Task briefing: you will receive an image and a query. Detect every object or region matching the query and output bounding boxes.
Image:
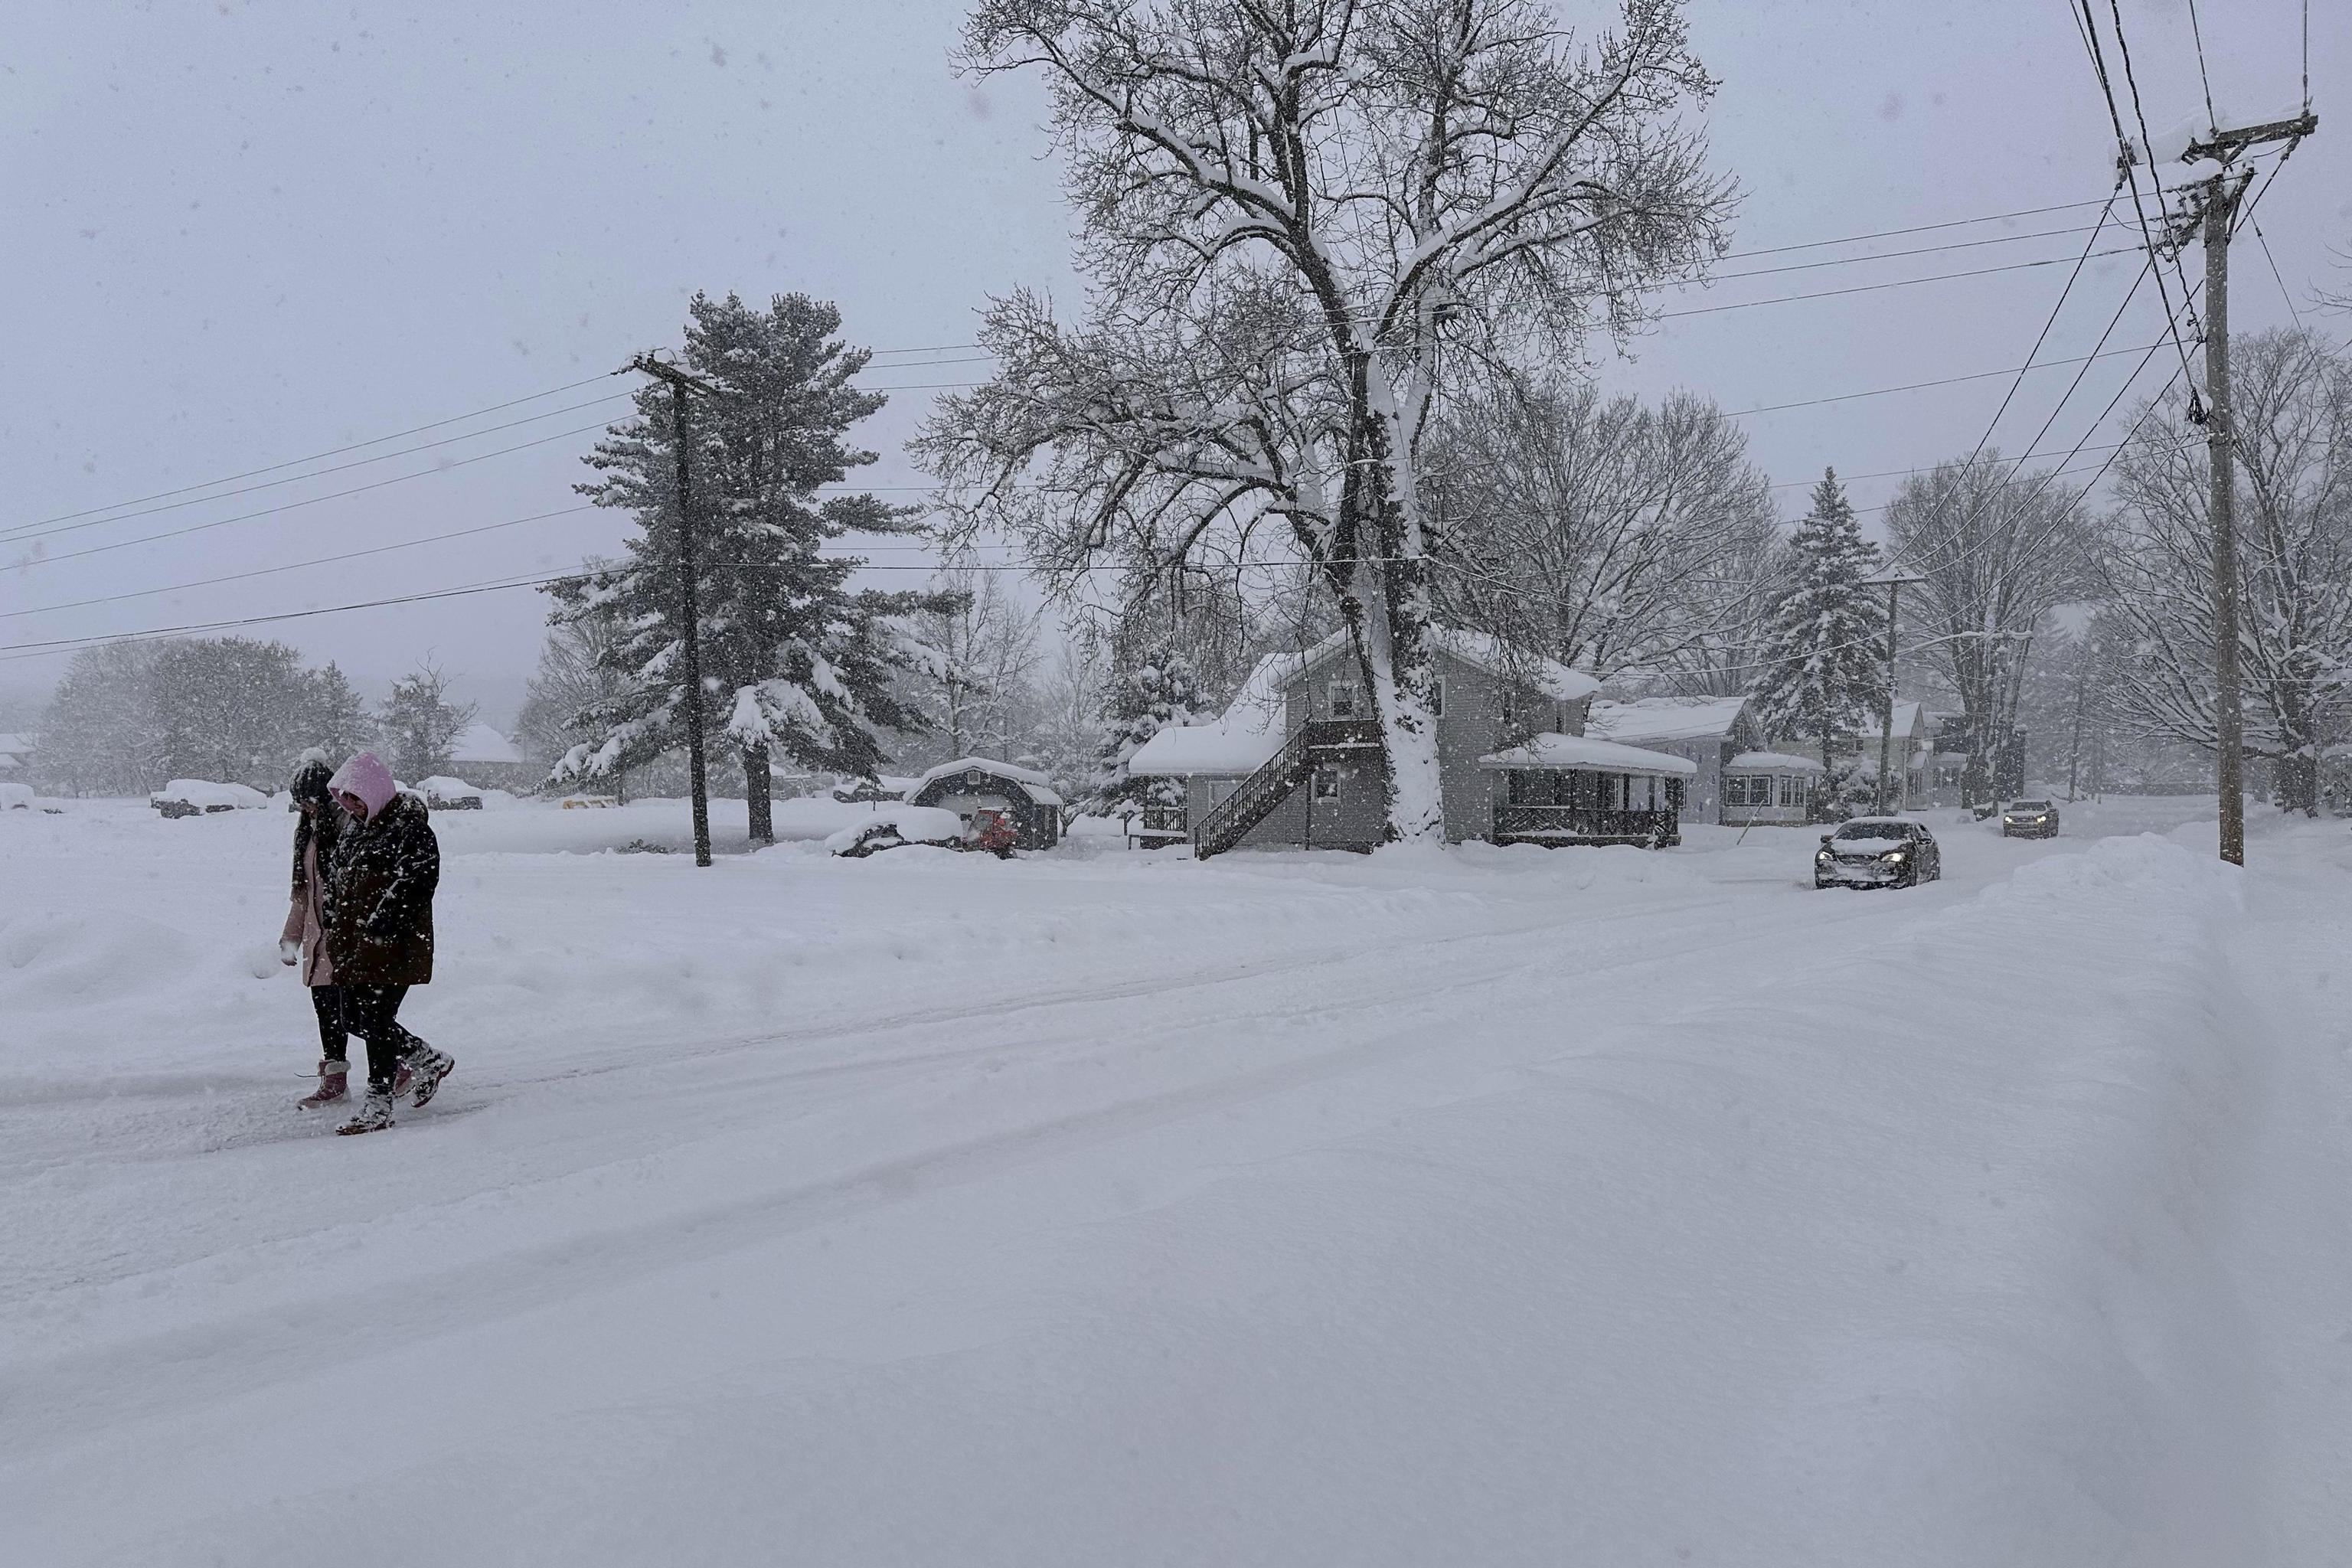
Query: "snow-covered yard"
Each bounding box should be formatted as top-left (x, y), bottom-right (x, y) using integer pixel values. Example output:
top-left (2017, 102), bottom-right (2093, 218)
top-left (2, 798), bottom-right (2345, 1565)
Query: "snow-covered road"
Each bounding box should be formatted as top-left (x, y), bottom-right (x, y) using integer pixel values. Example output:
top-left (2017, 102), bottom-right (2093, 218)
top-left (2, 799), bottom-right (2345, 1565)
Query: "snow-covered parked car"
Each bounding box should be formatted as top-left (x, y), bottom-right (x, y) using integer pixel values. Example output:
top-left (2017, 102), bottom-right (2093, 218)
top-left (825, 805), bottom-right (968, 858)
top-left (416, 775), bottom-right (485, 811)
top-left (829, 775), bottom-right (916, 804)
top-left (1999, 798), bottom-right (2060, 838)
top-left (151, 779), bottom-right (273, 818)
top-left (0, 781), bottom-right (38, 811)
top-left (1814, 816), bottom-right (1942, 890)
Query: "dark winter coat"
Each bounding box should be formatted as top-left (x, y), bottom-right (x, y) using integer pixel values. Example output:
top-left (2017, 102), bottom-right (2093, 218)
top-left (324, 791), bottom-right (439, 986)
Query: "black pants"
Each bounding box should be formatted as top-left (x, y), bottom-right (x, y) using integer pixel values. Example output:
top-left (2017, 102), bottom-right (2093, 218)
top-left (339, 984), bottom-right (427, 1092)
top-left (310, 984), bottom-right (350, 1063)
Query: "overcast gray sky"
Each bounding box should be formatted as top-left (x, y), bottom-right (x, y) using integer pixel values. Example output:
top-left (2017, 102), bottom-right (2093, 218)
top-left (4, 0), bottom-right (2343, 722)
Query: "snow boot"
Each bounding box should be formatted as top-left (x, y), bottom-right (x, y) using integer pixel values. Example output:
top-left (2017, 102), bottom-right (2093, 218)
top-left (297, 1058), bottom-right (350, 1108)
top-left (336, 1089), bottom-right (396, 1135)
top-left (405, 1047), bottom-right (456, 1109)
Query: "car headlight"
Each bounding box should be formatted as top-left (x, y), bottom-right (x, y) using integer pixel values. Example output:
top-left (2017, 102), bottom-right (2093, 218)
top-left (1816, 849), bottom-right (1831, 863)
top-left (1884, 850), bottom-right (1906, 862)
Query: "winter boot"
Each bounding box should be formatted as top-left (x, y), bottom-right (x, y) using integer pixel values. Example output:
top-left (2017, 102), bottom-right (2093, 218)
top-left (404, 1047), bottom-right (456, 1109)
top-left (297, 1058), bottom-right (350, 1108)
top-left (336, 1089), bottom-right (396, 1135)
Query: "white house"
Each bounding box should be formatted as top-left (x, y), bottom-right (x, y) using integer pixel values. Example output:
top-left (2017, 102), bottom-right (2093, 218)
top-left (0, 733), bottom-right (32, 779)
top-left (1584, 696), bottom-right (1762, 825)
top-left (449, 723), bottom-right (537, 792)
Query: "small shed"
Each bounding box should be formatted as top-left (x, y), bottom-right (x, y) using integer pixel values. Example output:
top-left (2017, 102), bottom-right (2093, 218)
top-left (904, 757), bottom-right (1064, 850)
top-left (1720, 751), bottom-right (1824, 825)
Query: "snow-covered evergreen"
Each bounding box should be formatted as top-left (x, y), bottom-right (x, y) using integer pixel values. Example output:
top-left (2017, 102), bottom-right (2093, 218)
top-left (1753, 469), bottom-right (1886, 799)
top-left (1090, 644), bottom-right (1202, 820)
top-left (547, 292), bottom-right (952, 839)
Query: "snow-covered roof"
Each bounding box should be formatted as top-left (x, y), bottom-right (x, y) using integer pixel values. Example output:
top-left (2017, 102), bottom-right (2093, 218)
top-left (1586, 696), bottom-right (1749, 744)
top-left (1477, 733), bottom-right (1699, 776)
top-left (152, 779), bottom-right (272, 808)
top-left (910, 756), bottom-right (1064, 807)
top-left (1129, 652), bottom-right (1300, 778)
top-left (450, 723), bottom-right (524, 766)
top-left (1726, 750), bottom-right (1824, 773)
top-left (1847, 702), bottom-right (1926, 743)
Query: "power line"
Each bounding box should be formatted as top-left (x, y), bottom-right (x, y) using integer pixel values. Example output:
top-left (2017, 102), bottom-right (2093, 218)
top-left (2185, 0), bottom-right (2220, 134)
top-left (1653, 245), bottom-right (2140, 320)
top-left (1717, 196), bottom-right (2117, 260)
top-left (8, 370), bottom-right (627, 536)
top-left (2252, 221), bottom-right (2305, 327)
top-left (0, 392), bottom-right (633, 546)
top-left (0, 505), bottom-right (596, 623)
top-left (3, 417), bottom-right (620, 571)
top-left (1704, 222), bottom-right (2105, 283)
top-left (1724, 336), bottom-right (2160, 420)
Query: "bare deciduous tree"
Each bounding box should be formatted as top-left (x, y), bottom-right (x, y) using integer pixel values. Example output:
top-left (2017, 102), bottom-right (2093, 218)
top-left (2101, 328), bottom-right (2352, 814)
top-left (1885, 451), bottom-right (2096, 807)
top-left (922, 0), bottom-right (1732, 841)
top-left (1427, 376), bottom-right (1779, 686)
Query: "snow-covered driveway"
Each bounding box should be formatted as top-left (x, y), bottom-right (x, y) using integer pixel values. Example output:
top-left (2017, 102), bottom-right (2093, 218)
top-left (2, 801), bottom-right (2345, 1565)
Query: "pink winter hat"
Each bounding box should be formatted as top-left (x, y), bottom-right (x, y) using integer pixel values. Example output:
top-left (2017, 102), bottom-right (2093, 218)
top-left (328, 751), bottom-right (398, 820)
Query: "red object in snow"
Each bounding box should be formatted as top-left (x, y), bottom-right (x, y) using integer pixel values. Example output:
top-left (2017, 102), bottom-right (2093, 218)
top-left (965, 808), bottom-right (1018, 859)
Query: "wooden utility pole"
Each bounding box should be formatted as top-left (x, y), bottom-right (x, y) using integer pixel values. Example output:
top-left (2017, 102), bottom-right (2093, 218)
top-left (1864, 573), bottom-right (1926, 815)
top-left (2201, 181), bottom-right (2245, 866)
top-left (629, 353), bottom-right (723, 868)
top-left (2172, 111), bottom-right (2315, 865)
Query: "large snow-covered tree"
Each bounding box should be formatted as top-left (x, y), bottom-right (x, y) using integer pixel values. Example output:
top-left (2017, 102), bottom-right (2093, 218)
top-left (549, 292), bottom-right (946, 841)
top-left (921, 0), bottom-right (1732, 843)
top-left (147, 636), bottom-right (320, 787)
top-left (1429, 376), bottom-right (1779, 686)
top-left (1884, 450), bottom-right (2093, 807)
top-left (2100, 328), bottom-right (2352, 815)
top-left (1752, 470), bottom-right (1884, 792)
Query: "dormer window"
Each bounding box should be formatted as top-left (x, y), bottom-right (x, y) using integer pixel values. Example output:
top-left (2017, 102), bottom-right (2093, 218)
top-left (1328, 681), bottom-right (1361, 719)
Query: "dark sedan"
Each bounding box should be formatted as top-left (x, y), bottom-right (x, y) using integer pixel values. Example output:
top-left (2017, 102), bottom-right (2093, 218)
top-left (2001, 799), bottom-right (2060, 838)
top-left (1815, 817), bottom-right (1942, 890)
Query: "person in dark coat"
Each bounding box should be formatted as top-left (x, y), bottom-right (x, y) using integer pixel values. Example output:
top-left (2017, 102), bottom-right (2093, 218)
top-left (279, 754), bottom-right (364, 1106)
top-left (322, 751), bottom-right (456, 1135)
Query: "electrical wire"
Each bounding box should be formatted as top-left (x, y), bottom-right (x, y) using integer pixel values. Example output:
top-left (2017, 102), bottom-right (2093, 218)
top-left (2252, 221), bottom-right (2305, 327)
top-left (0, 392), bottom-right (634, 547)
top-left (2186, 0), bottom-right (2220, 134)
top-left (1653, 244), bottom-right (2141, 321)
top-left (3, 418), bottom-right (621, 572)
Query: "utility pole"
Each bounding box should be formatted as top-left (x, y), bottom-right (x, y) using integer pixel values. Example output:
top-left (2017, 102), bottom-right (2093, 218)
top-left (629, 353), bottom-right (724, 868)
top-left (1864, 573), bottom-right (1925, 815)
top-left (2168, 111), bottom-right (2316, 865)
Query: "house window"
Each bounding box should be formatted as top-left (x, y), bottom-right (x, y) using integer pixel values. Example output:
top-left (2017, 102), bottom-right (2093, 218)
top-left (1206, 779), bottom-right (1237, 806)
top-left (1666, 777), bottom-right (1687, 810)
top-left (1779, 774), bottom-right (1807, 808)
top-left (1312, 766), bottom-right (1341, 801)
top-left (1328, 681), bottom-right (1361, 719)
top-left (1723, 775), bottom-right (1759, 807)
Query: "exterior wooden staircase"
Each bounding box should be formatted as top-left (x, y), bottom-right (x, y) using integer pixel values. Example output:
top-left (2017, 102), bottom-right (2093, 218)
top-left (1193, 719), bottom-right (1382, 858)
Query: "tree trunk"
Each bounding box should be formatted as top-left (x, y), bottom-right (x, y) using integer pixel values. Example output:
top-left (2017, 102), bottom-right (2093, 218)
top-left (744, 740), bottom-right (773, 844)
top-left (1351, 385), bottom-right (1445, 845)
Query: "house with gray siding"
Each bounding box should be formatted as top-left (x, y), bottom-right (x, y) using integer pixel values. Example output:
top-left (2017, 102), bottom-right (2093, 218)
top-left (1131, 629), bottom-right (1707, 854)
top-left (1584, 697), bottom-right (1759, 825)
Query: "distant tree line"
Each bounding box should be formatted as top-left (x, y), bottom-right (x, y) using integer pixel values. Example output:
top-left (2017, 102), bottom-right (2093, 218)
top-left (31, 638), bottom-right (474, 797)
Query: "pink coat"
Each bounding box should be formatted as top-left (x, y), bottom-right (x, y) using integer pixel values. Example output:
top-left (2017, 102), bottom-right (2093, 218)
top-left (278, 834), bottom-right (334, 985)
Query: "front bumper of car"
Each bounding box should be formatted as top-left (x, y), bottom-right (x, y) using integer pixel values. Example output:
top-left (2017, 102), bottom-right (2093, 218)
top-left (1815, 853), bottom-right (1909, 886)
top-left (2001, 818), bottom-right (2056, 837)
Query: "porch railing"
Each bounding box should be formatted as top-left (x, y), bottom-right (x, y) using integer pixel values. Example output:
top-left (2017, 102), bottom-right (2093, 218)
top-left (1492, 804), bottom-right (1677, 845)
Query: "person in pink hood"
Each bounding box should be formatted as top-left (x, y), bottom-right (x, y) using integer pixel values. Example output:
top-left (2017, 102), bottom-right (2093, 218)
top-left (322, 751), bottom-right (456, 1135)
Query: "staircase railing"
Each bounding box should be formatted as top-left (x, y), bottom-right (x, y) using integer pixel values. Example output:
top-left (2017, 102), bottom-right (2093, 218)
top-left (1194, 719), bottom-right (1382, 858)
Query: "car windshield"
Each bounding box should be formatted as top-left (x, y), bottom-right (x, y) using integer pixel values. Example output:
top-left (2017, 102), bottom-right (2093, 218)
top-left (2009, 801), bottom-right (2052, 812)
top-left (1833, 822), bottom-right (1908, 841)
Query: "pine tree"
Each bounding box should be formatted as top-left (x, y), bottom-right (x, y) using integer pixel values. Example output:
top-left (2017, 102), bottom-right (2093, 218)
top-left (547, 291), bottom-right (949, 842)
top-left (1753, 469), bottom-right (1886, 813)
top-left (378, 658), bottom-right (477, 781)
top-left (303, 662), bottom-right (373, 762)
top-left (1091, 642), bottom-right (1202, 820)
